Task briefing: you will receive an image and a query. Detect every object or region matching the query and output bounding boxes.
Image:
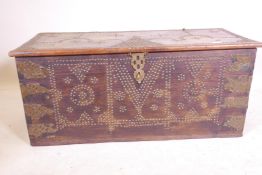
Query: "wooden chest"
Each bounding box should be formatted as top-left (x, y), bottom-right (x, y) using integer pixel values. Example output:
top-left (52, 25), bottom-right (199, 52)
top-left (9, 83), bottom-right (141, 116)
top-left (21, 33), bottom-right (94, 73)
top-left (9, 28), bottom-right (262, 146)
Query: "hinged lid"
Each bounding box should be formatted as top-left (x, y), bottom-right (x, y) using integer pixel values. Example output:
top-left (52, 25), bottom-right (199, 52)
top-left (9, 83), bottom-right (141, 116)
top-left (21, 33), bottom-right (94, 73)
top-left (9, 28), bottom-right (262, 57)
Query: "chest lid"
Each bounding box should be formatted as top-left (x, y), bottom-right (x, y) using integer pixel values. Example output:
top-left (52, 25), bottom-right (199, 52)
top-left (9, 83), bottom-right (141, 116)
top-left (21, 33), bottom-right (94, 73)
top-left (9, 28), bottom-right (262, 57)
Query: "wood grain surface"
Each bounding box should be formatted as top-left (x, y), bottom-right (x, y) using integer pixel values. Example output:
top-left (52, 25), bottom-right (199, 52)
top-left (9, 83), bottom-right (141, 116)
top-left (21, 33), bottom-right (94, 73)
top-left (9, 28), bottom-right (262, 57)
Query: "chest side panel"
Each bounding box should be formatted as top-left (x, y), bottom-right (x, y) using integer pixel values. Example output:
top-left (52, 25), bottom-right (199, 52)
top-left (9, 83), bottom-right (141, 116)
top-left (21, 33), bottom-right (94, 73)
top-left (15, 49), bottom-right (256, 146)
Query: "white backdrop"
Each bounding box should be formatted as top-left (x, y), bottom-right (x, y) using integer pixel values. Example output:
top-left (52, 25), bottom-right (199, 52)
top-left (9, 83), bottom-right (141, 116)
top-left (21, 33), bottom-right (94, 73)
top-left (1, 0), bottom-right (262, 175)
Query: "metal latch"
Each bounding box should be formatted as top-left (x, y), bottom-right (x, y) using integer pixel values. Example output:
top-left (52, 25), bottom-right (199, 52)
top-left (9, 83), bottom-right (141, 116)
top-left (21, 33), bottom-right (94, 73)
top-left (130, 52), bottom-right (146, 84)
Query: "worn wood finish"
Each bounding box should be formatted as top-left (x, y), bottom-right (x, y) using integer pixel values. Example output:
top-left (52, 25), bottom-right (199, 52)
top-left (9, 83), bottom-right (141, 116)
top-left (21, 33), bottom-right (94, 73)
top-left (10, 28), bottom-right (261, 146)
top-left (9, 28), bottom-right (262, 57)
top-left (15, 49), bottom-right (256, 146)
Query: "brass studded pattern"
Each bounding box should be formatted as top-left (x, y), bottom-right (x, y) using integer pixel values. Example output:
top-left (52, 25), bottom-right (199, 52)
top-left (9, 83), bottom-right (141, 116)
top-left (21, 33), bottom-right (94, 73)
top-left (17, 61), bottom-right (47, 79)
top-left (16, 50), bottom-right (255, 142)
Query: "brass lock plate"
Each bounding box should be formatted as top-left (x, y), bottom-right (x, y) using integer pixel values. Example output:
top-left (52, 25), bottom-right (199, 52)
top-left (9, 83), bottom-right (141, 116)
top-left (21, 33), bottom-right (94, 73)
top-left (130, 53), bottom-right (146, 84)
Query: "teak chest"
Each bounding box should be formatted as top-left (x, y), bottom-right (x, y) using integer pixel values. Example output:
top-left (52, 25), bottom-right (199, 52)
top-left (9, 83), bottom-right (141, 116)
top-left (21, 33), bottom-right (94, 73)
top-left (9, 28), bottom-right (262, 146)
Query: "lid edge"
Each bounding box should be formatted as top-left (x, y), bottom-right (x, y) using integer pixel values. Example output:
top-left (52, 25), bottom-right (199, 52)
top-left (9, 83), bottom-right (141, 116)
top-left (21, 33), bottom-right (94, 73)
top-left (9, 43), bottom-right (262, 57)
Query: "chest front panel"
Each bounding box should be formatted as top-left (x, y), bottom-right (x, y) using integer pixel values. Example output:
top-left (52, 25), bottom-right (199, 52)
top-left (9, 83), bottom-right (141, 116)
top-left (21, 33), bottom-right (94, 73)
top-left (16, 49), bottom-right (256, 145)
